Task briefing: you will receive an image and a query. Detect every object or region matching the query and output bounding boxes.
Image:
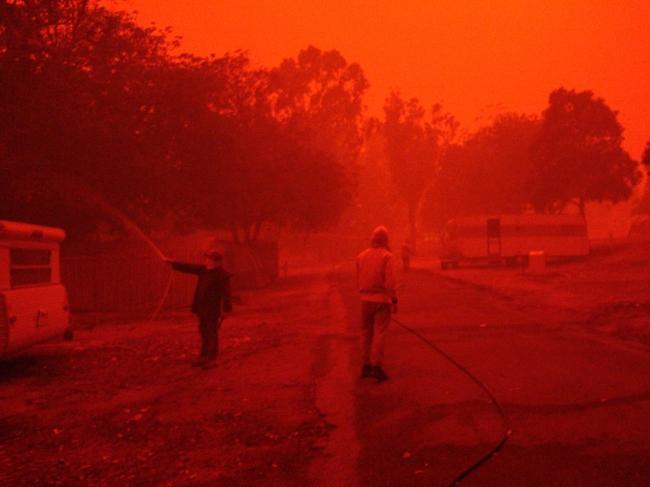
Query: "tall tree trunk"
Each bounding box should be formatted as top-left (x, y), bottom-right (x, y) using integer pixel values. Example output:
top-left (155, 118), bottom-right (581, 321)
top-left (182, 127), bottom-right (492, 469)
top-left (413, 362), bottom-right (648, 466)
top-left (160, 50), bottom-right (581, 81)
top-left (578, 198), bottom-right (586, 218)
top-left (252, 219), bottom-right (262, 241)
top-left (229, 223), bottom-right (241, 243)
top-left (408, 202), bottom-right (417, 253)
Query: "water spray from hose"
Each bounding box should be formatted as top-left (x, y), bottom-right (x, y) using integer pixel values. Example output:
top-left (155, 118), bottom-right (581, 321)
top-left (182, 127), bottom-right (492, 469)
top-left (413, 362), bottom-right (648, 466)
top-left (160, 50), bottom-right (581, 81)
top-left (82, 190), bottom-right (172, 321)
top-left (78, 192), bottom-right (166, 262)
top-left (53, 174), bottom-right (173, 320)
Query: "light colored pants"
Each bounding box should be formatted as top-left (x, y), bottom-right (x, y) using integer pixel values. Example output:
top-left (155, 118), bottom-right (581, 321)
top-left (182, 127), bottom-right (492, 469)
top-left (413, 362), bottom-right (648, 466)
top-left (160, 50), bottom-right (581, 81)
top-left (361, 301), bottom-right (391, 366)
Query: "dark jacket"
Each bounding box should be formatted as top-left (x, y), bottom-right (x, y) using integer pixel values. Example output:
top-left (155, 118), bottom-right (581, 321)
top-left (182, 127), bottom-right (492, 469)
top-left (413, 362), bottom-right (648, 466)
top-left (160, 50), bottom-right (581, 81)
top-left (171, 261), bottom-right (232, 318)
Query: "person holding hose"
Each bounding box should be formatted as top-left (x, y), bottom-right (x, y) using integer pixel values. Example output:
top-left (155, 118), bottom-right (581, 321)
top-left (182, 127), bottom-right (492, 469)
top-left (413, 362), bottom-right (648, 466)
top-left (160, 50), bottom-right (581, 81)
top-left (165, 251), bottom-right (232, 370)
top-left (356, 226), bottom-right (398, 382)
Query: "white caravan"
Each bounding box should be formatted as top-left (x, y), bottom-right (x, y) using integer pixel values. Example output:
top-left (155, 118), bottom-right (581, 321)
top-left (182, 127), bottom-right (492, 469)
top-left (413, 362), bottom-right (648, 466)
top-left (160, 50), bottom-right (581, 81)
top-left (440, 214), bottom-right (590, 268)
top-left (0, 220), bottom-right (71, 356)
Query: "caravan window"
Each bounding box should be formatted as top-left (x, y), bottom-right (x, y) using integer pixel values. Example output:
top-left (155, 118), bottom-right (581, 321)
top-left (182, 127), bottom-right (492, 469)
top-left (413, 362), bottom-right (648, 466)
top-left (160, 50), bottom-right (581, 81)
top-left (10, 249), bottom-right (52, 287)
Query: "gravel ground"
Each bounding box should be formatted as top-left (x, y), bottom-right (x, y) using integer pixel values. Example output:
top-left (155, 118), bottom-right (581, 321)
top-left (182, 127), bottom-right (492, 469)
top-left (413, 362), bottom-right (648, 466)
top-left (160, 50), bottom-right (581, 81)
top-left (1, 273), bottom-right (332, 486)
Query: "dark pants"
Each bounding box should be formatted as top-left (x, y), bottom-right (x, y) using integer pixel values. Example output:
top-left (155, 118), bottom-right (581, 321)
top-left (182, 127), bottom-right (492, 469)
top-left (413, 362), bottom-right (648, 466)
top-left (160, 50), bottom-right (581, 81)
top-left (198, 314), bottom-right (221, 360)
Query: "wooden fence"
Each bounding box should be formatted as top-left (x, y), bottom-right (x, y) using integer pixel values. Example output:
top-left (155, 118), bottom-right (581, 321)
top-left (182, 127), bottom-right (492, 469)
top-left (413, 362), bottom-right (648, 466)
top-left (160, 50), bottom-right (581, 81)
top-left (61, 240), bottom-right (278, 318)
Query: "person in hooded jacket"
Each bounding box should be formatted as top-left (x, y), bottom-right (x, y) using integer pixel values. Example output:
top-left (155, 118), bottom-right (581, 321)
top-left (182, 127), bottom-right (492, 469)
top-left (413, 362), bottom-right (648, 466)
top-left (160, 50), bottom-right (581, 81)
top-left (356, 226), bottom-right (398, 382)
top-left (166, 251), bottom-right (232, 370)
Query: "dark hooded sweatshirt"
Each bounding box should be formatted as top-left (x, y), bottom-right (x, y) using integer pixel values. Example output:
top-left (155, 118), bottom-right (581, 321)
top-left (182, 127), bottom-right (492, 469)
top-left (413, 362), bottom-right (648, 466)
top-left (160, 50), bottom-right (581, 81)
top-left (171, 262), bottom-right (232, 318)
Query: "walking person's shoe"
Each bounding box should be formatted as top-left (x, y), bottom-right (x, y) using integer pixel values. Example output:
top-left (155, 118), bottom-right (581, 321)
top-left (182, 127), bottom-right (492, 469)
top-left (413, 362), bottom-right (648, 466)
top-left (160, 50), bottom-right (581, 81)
top-left (371, 365), bottom-right (389, 383)
top-left (361, 363), bottom-right (374, 379)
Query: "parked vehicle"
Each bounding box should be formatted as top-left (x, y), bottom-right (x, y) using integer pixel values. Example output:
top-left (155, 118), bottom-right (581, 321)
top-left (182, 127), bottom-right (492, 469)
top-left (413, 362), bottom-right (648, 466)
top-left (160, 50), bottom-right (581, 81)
top-left (440, 214), bottom-right (590, 269)
top-left (0, 220), bottom-right (71, 356)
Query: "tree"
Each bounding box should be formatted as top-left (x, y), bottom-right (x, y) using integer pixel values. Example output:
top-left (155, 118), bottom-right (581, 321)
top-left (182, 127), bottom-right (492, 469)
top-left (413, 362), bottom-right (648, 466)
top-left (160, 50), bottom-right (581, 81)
top-left (268, 45), bottom-right (368, 169)
top-left (642, 139), bottom-right (650, 168)
top-left (0, 0), bottom-right (187, 235)
top-left (337, 118), bottom-right (405, 237)
top-left (166, 47), bottom-right (365, 242)
top-left (1, 3), bottom-right (362, 243)
top-left (422, 113), bottom-right (540, 230)
top-left (631, 138), bottom-right (650, 214)
top-left (382, 92), bottom-right (457, 249)
top-left (197, 46), bottom-right (368, 242)
top-left (530, 88), bottom-right (641, 215)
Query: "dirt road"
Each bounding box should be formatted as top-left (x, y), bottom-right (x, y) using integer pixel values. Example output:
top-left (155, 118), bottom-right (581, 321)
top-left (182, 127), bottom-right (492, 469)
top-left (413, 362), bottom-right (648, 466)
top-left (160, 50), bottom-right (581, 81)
top-left (2, 261), bottom-right (650, 486)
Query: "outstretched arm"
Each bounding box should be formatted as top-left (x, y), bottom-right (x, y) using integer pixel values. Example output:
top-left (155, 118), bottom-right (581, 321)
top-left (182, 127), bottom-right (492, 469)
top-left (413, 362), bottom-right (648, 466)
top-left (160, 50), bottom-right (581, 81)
top-left (167, 260), bottom-right (204, 275)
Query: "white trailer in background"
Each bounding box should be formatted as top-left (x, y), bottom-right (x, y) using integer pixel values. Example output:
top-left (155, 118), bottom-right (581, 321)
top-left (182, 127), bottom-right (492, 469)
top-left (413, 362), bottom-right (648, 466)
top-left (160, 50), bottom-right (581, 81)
top-left (440, 214), bottom-right (590, 269)
top-left (0, 220), bottom-right (71, 356)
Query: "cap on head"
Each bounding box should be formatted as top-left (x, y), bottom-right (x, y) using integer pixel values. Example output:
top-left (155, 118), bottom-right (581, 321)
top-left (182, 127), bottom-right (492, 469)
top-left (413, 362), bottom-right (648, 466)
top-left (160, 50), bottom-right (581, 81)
top-left (370, 225), bottom-right (389, 248)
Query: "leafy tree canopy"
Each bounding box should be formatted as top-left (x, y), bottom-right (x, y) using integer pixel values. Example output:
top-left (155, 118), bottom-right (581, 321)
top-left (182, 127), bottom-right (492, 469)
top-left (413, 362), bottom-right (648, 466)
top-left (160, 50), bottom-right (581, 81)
top-left (530, 87), bottom-right (641, 215)
top-left (642, 139), bottom-right (650, 168)
top-left (423, 113), bottom-right (540, 230)
top-left (1, 2), bottom-right (365, 242)
top-left (382, 92), bottom-right (457, 247)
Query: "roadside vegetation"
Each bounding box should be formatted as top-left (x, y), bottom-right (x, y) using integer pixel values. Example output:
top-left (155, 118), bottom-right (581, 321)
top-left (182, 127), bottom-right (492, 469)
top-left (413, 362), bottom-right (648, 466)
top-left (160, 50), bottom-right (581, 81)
top-left (1, 0), bottom-right (647, 250)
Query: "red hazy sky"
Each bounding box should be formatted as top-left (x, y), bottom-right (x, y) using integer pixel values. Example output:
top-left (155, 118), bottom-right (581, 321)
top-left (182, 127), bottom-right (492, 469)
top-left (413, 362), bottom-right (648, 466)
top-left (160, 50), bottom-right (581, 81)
top-left (120, 0), bottom-right (649, 157)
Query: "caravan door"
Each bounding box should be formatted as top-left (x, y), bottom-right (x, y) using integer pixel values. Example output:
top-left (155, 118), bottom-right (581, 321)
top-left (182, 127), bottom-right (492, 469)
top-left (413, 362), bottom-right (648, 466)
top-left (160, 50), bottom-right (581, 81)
top-left (486, 218), bottom-right (502, 257)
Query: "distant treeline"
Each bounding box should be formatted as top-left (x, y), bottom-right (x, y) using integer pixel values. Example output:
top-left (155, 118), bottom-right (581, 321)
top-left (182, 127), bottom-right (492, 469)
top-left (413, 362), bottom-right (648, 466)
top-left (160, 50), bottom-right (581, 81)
top-left (2, 1), bottom-right (648, 246)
